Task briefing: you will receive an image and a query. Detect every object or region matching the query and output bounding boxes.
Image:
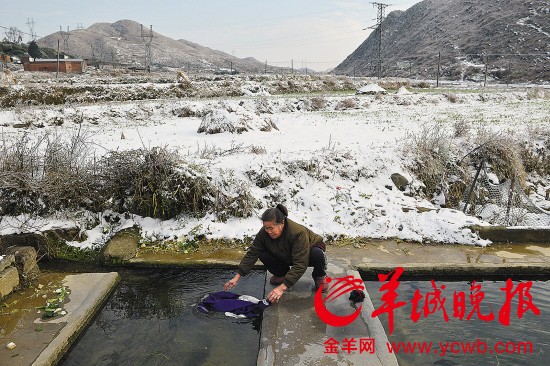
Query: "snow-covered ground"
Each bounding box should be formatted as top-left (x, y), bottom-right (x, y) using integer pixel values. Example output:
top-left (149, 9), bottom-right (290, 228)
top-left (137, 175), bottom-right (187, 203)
top-left (1, 87), bottom-right (549, 249)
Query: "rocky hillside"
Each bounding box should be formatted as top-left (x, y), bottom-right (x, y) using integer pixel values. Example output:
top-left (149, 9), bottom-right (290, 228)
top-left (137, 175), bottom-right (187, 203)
top-left (37, 19), bottom-right (267, 72)
top-left (334, 0), bottom-right (550, 82)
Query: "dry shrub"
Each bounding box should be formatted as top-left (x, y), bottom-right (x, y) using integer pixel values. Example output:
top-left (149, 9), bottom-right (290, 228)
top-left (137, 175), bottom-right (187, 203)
top-left (527, 86), bottom-right (550, 100)
top-left (453, 119), bottom-right (470, 137)
top-left (1, 69), bottom-right (17, 85)
top-left (250, 145), bottom-right (267, 154)
top-left (335, 98), bottom-right (358, 110)
top-left (172, 105), bottom-right (197, 118)
top-left (473, 128), bottom-right (527, 187)
top-left (520, 125), bottom-right (550, 175)
top-left (403, 123), bottom-right (455, 199)
top-left (445, 93), bottom-right (458, 103)
top-left (379, 79), bottom-right (410, 90)
top-left (0, 128), bottom-right (96, 216)
top-left (99, 147), bottom-right (213, 219)
top-left (307, 96), bottom-right (326, 111)
top-left (412, 81), bottom-right (430, 89)
top-left (0, 132), bottom-right (258, 221)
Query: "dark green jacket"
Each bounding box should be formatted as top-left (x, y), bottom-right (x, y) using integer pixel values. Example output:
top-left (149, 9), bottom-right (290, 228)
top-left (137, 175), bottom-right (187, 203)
top-left (237, 219), bottom-right (323, 287)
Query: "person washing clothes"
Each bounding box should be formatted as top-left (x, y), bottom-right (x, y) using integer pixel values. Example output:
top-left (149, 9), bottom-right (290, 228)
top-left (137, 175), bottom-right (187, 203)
top-left (224, 204), bottom-right (328, 303)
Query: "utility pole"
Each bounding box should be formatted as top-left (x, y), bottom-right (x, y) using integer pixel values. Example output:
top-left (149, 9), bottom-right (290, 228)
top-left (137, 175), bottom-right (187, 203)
top-left (370, 2), bottom-right (391, 79)
top-left (265, 60), bottom-right (267, 74)
top-left (56, 39), bottom-right (60, 79)
top-left (484, 54), bottom-right (488, 87)
top-left (291, 59), bottom-right (293, 74)
top-left (230, 61), bottom-right (233, 75)
top-left (141, 24), bottom-right (153, 72)
top-left (436, 52), bottom-right (441, 87)
top-left (507, 60), bottom-right (511, 87)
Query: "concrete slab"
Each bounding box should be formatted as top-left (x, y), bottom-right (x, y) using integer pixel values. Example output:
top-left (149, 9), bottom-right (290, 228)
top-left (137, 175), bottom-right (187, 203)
top-left (1, 272), bottom-right (119, 366)
top-left (258, 265), bottom-right (398, 366)
top-left (30, 272), bottom-right (120, 366)
top-left (359, 262), bottom-right (550, 279)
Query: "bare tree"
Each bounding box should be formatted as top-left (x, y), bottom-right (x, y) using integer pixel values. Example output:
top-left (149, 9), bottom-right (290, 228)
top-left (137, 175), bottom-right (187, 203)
top-left (85, 38), bottom-right (97, 66)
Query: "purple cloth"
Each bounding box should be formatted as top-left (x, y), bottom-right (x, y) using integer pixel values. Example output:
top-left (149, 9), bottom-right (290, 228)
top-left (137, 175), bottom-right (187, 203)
top-left (197, 291), bottom-right (270, 318)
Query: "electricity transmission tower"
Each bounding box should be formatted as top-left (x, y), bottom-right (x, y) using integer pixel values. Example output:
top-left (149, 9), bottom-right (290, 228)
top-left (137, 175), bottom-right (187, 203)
top-left (370, 2), bottom-right (391, 79)
top-left (60, 26), bottom-right (70, 55)
top-left (141, 24), bottom-right (153, 72)
top-left (26, 18), bottom-right (37, 41)
top-left (4, 27), bottom-right (22, 43)
top-left (76, 23), bottom-right (84, 29)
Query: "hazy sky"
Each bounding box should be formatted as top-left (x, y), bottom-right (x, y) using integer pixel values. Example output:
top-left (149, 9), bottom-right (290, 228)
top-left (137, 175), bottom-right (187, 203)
top-left (1, 0), bottom-right (422, 70)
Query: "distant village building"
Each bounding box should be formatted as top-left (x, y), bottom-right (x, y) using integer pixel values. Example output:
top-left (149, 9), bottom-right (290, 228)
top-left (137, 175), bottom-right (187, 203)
top-left (0, 55), bottom-right (11, 63)
top-left (21, 55), bottom-right (87, 72)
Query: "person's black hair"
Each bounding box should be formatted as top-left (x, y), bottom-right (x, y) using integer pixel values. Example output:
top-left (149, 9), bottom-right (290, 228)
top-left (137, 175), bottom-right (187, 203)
top-left (260, 204), bottom-right (288, 224)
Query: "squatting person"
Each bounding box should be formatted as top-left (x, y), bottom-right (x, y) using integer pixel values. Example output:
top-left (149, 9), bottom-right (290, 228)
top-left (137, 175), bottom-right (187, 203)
top-left (223, 204), bottom-right (328, 303)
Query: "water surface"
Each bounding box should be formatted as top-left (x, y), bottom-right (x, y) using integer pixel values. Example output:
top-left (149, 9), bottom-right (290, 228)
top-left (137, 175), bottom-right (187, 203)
top-left (364, 279), bottom-right (549, 366)
top-left (61, 269), bottom-right (265, 366)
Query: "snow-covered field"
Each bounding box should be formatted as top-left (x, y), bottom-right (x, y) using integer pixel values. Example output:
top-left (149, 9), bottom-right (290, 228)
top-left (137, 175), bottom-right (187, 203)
top-left (1, 84), bottom-right (549, 249)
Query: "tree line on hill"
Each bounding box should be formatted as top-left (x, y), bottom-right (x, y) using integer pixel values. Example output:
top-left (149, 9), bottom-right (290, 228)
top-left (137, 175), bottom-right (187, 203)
top-left (0, 40), bottom-right (72, 60)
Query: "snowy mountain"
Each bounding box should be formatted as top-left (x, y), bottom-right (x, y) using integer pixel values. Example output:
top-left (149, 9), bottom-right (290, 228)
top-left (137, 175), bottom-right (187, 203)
top-left (37, 19), bottom-right (268, 72)
top-left (334, 0), bottom-right (550, 81)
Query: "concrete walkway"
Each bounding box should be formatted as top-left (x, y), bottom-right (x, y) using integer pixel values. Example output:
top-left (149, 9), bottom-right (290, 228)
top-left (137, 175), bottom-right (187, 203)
top-left (258, 264), bottom-right (398, 366)
top-left (32, 272), bottom-right (119, 366)
top-left (253, 239), bottom-right (550, 366)
top-left (0, 272), bottom-right (119, 366)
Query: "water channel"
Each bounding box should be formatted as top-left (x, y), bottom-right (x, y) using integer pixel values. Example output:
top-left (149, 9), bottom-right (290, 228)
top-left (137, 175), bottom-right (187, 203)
top-left (364, 279), bottom-right (550, 366)
top-left (60, 268), bottom-right (266, 366)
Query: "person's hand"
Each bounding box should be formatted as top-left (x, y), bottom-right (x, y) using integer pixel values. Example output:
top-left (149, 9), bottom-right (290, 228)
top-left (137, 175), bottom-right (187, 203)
top-left (267, 284), bottom-right (287, 303)
top-left (224, 274), bottom-right (241, 291)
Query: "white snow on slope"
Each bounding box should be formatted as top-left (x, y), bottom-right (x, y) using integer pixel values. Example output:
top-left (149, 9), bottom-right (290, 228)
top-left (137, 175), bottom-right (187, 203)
top-left (1, 90), bottom-right (549, 248)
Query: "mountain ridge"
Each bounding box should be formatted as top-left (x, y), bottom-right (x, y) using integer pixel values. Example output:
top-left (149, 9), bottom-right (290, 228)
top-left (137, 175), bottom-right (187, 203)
top-left (334, 0), bottom-right (550, 81)
top-left (37, 19), bottom-right (267, 72)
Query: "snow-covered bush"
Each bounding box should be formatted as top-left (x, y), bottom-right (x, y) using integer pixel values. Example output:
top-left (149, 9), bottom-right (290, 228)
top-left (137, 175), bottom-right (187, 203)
top-left (197, 106), bottom-right (278, 134)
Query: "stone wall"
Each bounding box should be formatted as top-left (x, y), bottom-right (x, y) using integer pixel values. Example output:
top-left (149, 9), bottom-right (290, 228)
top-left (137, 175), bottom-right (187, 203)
top-left (0, 246), bottom-right (39, 300)
top-left (0, 255), bottom-right (19, 299)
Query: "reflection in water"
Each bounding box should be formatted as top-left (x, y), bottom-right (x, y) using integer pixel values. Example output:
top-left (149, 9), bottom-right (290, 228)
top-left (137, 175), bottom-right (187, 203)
top-left (61, 269), bottom-right (265, 366)
top-left (365, 280), bottom-right (550, 366)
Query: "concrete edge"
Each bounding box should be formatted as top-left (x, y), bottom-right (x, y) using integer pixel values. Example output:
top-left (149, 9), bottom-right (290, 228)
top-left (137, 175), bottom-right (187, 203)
top-left (469, 225), bottom-right (550, 243)
top-left (357, 263), bottom-right (550, 279)
top-left (347, 269), bottom-right (399, 366)
top-left (257, 270), bottom-right (275, 366)
top-left (126, 258), bottom-right (266, 270)
top-left (127, 258), bottom-right (241, 268)
top-left (31, 272), bottom-right (120, 366)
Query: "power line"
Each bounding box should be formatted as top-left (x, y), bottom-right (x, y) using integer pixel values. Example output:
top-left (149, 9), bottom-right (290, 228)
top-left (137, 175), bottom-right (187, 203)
top-left (0, 25), bottom-right (42, 39)
top-left (204, 23), bottom-right (364, 47)
top-left (176, 4), bottom-right (372, 31)
top-left (208, 29), bottom-right (368, 52)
